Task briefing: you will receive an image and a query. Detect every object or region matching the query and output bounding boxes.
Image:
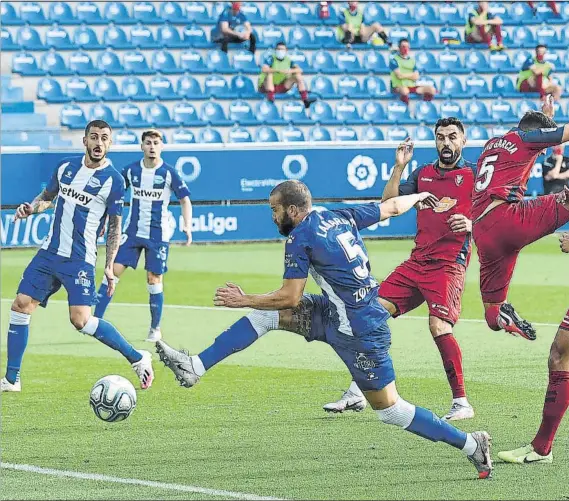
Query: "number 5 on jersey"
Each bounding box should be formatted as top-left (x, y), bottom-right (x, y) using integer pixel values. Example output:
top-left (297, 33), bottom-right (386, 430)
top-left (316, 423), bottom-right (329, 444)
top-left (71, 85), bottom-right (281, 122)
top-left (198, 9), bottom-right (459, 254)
top-left (475, 154), bottom-right (498, 192)
top-left (336, 231), bottom-right (369, 279)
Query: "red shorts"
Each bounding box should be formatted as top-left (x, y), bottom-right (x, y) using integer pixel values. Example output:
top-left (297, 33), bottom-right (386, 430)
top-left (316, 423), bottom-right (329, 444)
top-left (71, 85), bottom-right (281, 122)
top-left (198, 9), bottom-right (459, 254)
top-left (378, 258), bottom-right (466, 325)
top-left (560, 309), bottom-right (569, 332)
top-left (519, 80), bottom-right (539, 93)
top-left (393, 86), bottom-right (418, 94)
top-left (473, 194), bottom-right (569, 304)
top-left (259, 82), bottom-right (289, 94)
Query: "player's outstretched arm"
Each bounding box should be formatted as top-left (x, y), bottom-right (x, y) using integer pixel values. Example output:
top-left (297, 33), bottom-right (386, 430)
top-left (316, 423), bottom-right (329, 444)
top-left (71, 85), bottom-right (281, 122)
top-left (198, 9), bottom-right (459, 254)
top-left (14, 187), bottom-right (58, 220)
top-left (214, 279), bottom-right (307, 310)
top-left (383, 138), bottom-right (414, 201)
top-left (379, 192), bottom-right (438, 220)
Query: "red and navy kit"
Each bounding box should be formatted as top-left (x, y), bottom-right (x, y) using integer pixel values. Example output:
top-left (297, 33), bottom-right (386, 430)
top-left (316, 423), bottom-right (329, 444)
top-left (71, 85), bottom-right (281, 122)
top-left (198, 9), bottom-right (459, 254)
top-left (378, 158), bottom-right (476, 325)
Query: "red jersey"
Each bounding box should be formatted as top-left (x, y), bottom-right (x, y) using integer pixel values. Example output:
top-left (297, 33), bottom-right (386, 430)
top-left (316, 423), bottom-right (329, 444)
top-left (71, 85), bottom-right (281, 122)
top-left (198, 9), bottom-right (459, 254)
top-left (398, 158), bottom-right (476, 266)
top-left (472, 127), bottom-right (565, 220)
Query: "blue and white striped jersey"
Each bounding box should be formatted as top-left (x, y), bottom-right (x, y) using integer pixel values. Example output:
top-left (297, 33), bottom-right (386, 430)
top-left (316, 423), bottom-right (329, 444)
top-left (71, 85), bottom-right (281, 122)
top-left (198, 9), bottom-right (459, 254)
top-left (122, 159), bottom-right (191, 242)
top-left (42, 156), bottom-right (125, 266)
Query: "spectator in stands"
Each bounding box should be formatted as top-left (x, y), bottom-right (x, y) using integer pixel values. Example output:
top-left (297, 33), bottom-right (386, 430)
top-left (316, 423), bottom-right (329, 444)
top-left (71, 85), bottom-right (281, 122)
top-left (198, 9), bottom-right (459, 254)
top-left (211, 1), bottom-right (256, 54)
top-left (390, 39), bottom-right (436, 105)
top-left (465, 1), bottom-right (504, 51)
top-left (517, 45), bottom-right (562, 101)
top-left (527, 1), bottom-right (560, 17)
top-left (258, 42), bottom-right (315, 109)
top-left (337, 1), bottom-right (389, 46)
top-left (543, 145), bottom-right (569, 195)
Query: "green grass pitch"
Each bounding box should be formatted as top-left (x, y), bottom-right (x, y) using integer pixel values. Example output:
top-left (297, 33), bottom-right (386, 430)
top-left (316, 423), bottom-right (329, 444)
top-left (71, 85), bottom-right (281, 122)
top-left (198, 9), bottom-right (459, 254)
top-left (2, 238), bottom-right (569, 500)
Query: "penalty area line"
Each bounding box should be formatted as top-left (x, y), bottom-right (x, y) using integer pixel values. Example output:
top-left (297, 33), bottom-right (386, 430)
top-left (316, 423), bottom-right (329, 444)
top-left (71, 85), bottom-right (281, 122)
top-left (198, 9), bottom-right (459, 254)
top-left (0, 463), bottom-right (286, 501)
top-left (0, 298), bottom-right (559, 328)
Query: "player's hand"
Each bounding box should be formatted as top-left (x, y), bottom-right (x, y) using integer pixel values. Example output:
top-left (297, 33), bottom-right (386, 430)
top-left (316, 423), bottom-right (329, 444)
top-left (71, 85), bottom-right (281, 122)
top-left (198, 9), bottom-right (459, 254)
top-left (104, 266), bottom-right (116, 297)
top-left (559, 233), bottom-right (569, 253)
top-left (14, 203), bottom-right (33, 220)
top-left (542, 94), bottom-right (555, 118)
top-left (415, 192), bottom-right (439, 210)
top-left (214, 282), bottom-right (247, 308)
top-left (185, 230), bottom-right (193, 247)
top-left (395, 138), bottom-right (414, 169)
top-left (448, 214), bottom-right (472, 233)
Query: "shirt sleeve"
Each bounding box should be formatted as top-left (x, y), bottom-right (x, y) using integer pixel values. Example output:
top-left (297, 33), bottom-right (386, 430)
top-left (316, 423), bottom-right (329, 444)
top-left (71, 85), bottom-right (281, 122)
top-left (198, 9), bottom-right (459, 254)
top-left (332, 203), bottom-right (382, 230)
top-left (46, 163), bottom-right (61, 194)
top-left (121, 165), bottom-right (130, 190)
top-left (218, 10), bottom-right (228, 24)
top-left (283, 234), bottom-right (310, 280)
top-left (519, 127), bottom-right (565, 150)
top-left (239, 12), bottom-right (248, 24)
top-left (389, 57), bottom-right (399, 71)
top-left (521, 57), bottom-right (533, 71)
top-left (107, 174), bottom-right (125, 216)
top-left (169, 167), bottom-right (191, 200)
top-left (398, 167), bottom-right (421, 195)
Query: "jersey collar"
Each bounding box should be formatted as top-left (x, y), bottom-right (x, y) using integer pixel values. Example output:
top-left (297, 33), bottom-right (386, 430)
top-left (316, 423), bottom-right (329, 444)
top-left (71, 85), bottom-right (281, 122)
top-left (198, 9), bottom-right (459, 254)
top-left (81, 155), bottom-right (111, 170)
top-left (140, 158), bottom-right (164, 170)
top-left (433, 156), bottom-right (466, 171)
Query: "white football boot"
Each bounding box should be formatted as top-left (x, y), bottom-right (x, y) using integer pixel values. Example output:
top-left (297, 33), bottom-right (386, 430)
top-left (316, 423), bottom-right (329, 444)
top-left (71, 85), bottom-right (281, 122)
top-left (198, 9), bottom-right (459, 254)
top-left (132, 350), bottom-right (154, 389)
top-left (323, 389), bottom-right (367, 413)
top-left (1, 377), bottom-right (21, 392)
top-left (442, 401), bottom-right (475, 421)
top-left (155, 340), bottom-right (201, 388)
top-left (146, 327), bottom-right (162, 343)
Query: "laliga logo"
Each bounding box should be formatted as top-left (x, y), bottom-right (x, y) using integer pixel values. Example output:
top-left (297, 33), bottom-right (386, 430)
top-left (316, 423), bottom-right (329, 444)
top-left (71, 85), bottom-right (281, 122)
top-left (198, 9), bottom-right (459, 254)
top-left (282, 155), bottom-right (308, 180)
top-left (175, 156), bottom-right (201, 184)
top-left (347, 155), bottom-right (378, 191)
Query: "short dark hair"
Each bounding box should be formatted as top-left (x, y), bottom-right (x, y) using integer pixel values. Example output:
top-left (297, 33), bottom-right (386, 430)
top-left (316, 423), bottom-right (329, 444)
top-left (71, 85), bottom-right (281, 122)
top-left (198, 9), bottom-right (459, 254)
top-left (399, 38), bottom-right (410, 46)
top-left (435, 117), bottom-right (465, 135)
top-left (85, 120), bottom-right (112, 136)
top-left (536, 44), bottom-right (547, 51)
top-left (270, 180), bottom-right (312, 210)
top-left (518, 111), bottom-right (557, 131)
top-left (141, 129), bottom-right (163, 142)
top-left (276, 41), bottom-right (286, 48)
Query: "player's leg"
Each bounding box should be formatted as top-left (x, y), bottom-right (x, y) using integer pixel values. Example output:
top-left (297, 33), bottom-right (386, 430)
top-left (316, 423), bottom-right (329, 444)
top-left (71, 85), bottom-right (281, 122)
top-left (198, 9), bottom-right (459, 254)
top-left (144, 241), bottom-right (169, 342)
top-left (415, 85), bottom-right (436, 102)
top-left (394, 85), bottom-right (410, 105)
top-left (287, 73), bottom-right (315, 109)
top-left (259, 73), bottom-right (276, 102)
top-left (358, 23), bottom-right (389, 44)
top-left (93, 263), bottom-right (126, 318)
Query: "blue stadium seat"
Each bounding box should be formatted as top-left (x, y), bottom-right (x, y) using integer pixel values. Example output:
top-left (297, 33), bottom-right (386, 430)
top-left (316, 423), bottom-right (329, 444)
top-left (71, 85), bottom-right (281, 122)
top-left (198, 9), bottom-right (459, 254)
top-left (336, 50), bottom-right (365, 74)
top-left (467, 125), bottom-right (489, 140)
top-left (255, 125), bottom-right (279, 142)
top-left (204, 75), bottom-right (234, 98)
top-left (465, 98), bottom-right (492, 124)
top-left (146, 103), bottom-right (176, 127)
top-left (282, 101), bottom-right (313, 124)
top-left (362, 51), bottom-right (389, 74)
top-left (388, 3), bottom-right (415, 25)
top-left (465, 50), bottom-right (491, 72)
top-left (182, 24), bottom-right (212, 48)
top-left (185, 2), bottom-right (211, 24)
top-left (241, 2), bottom-right (265, 25)
top-left (65, 76), bottom-right (96, 101)
top-left (362, 76), bottom-right (389, 98)
top-left (45, 23), bottom-right (75, 50)
top-left (132, 2), bottom-right (161, 24)
top-left (440, 100), bottom-right (465, 120)
top-left (160, 2), bottom-right (185, 24)
top-left (312, 50), bottom-right (339, 74)
top-left (491, 99), bottom-right (519, 124)
top-left (440, 75), bottom-right (464, 97)
top-left (361, 125), bottom-right (385, 141)
top-left (199, 127), bottom-right (223, 143)
top-left (228, 126), bottom-right (253, 143)
top-left (545, 50), bottom-right (566, 72)
top-left (37, 77), bottom-right (69, 103)
top-left (228, 100), bottom-right (258, 125)
top-left (264, 2), bottom-right (291, 25)
top-left (104, 2), bottom-right (134, 24)
top-left (438, 49), bottom-right (466, 73)
top-left (536, 24), bottom-right (563, 48)
top-left (200, 101), bottom-right (232, 126)
top-left (510, 26), bottom-right (535, 49)
top-left (387, 101), bottom-right (418, 124)
top-left (387, 126), bottom-right (409, 142)
top-left (311, 75), bottom-right (338, 99)
top-left (362, 2), bottom-right (387, 24)
top-left (281, 124), bottom-right (305, 142)
top-left (310, 101), bottom-right (340, 125)
top-left (40, 50), bottom-right (72, 75)
top-left (173, 101), bottom-right (202, 126)
top-left (415, 3), bottom-right (442, 25)
top-left (2, 3), bottom-right (23, 25)
top-left (19, 2), bottom-right (47, 24)
top-left (334, 99), bottom-right (363, 125)
top-left (93, 77), bottom-right (122, 101)
top-left (103, 24), bottom-right (131, 49)
top-left (513, 49), bottom-right (532, 69)
top-left (416, 75), bottom-right (437, 93)
top-left (130, 23), bottom-right (159, 49)
top-left (415, 101), bottom-right (439, 124)
top-left (122, 50), bottom-right (151, 74)
top-left (538, 2), bottom-right (566, 23)
top-left (118, 102), bottom-right (149, 127)
top-left (361, 101), bottom-right (387, 124)
top-left (438, 3), bottom-right (463, 24)
top-left (561, 2), bottom-right (569, 21)
top-left (148, 75), bottom-right (178, 100)
top-left (60, 103), bottom-right (87, 129)
top-left (488, 3), bottom-right (508, 19)
top-left (413, 125), bottom-right (435, 140)
top-left (89, 103), bottom-right (119, 127)
top-left (508, 2), bottom-right (533, 24)
top-left (413, 26), bottom-right (437, 49)
top-left (288, 25), bottom-right (317, 49)
top-left (122, 76), bottom-right (152, 101)
top-left (288, 49), bottom-right (313, 74)
top-left (180, 49), bottom-right (208, 73)
top-left (415, 51), bottom-right (439, 73)
top-left (289, 2), bottom-right (318, 24)
top-left (489, 52), bottom-right (514, 72)
top-left (157, 24), bottom-right (185, 48)
top-left (172, 128), bottom-right (196, 144)
top-left (49, 2), bottom-right (78, 24)
top-left (212, 2), bottom-right (229, 20)
top-left (96, 50), bottom-right (126, 75)
top-left (73, 25), bottom-right (102, 49)
top-left (335, 126), bottom-right (358, 141)
top-left (152, 49), bottom-right (183, 74)
top-left (337, 75), bottom-right (366, 99)
top-left (439, 25), bottom-right (462, 45)
top-left (206, 49), bottom-right (235, 74)
top-left (492, 74), bottom-right (519, 98)
top-left (463, 74), bottom-right (492, 98)
top-left (231, 75), bottom-right (258, 99)
top-left (255, 100), bottom-right (284, 125)
top-left (491, 125), bottom-right (511, 137)
top-left (176, 74), bottom-right (203, 99)
top-left (516, 99), bottom-right (538, 118)
top-left (232, 50), bottom-right (258, 74)
top-left (1, 29), bottom-right (19, 50)
top-left (114, 128), bottom-right (139, 145)
top-left (308, 124), bottom-right (332, 142)
top-left (16, 25), bottom-right (44, 50)
top-left (388, 26), bottom-right (411, 45)
top-left (261, 24), bottom-right (285, 49)
top-left (76, 2), bottom-right (105, 25)
top-left (313, 25), bottom-right (341, 48)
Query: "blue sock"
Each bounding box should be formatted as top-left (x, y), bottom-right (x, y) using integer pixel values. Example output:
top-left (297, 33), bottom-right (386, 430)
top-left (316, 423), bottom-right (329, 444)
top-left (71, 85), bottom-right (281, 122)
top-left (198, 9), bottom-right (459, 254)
top-left (94, 277), bottom-right (116, 319)
top-left (147, 283), bottom-right (164, 330)
top-left (199, 317), bottom-right (259, 370)
top-left (407, 406), bottom-right (467, 450)
top-left (5, 311), bottom-right (31, 384)
top-left (81, 317), bottom-right (142, 364)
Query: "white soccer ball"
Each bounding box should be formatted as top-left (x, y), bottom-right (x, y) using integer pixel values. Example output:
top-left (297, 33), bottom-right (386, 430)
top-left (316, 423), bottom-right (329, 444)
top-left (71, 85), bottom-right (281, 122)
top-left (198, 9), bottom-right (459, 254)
top-left (89, 375), bottom-right (137, 423)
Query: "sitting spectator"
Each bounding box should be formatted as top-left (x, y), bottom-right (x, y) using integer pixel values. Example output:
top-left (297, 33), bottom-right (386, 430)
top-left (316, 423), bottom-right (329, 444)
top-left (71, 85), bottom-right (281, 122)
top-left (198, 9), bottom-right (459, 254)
top-left (258, 42), bottom-right (315, 108)
top-left (337, 1), bottom-right (389, 46)
top-left (543, 145), bottom-right (569, 194)
top-left (211, 2), bottom-right (256, 54)
top-left (517, 45), bottom-right (562, 100)
top-left (527, 1), bottom-right (559, 17)
top-left (390, 39), bottom-right (436, 105)
top-left (465, 1), bottom-right (504, 51)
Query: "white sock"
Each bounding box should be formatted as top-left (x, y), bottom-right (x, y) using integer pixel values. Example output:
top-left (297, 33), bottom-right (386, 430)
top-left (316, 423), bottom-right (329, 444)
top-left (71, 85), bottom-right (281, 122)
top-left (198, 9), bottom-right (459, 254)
top-left (348, 380), bottom-right (364, 397)
top-left (453, 397), bottom-right (470, 407)
top-left (462, 433), bottom-right (477, 456)
top-left (246, 310), bottom-right (279, 337)
top-left (191, 355), bottom-right (206, 377)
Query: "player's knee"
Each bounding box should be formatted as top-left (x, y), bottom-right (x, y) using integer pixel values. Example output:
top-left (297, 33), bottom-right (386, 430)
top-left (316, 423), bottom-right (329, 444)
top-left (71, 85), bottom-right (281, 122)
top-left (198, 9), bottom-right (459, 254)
top-left (372, 22), bottom-right (383, 31)
top-left (246, 310), bottom-right (279, 338)
top-left (376, 397), bottom-right (416, 429)
top-left (399, 87), bottom-right (410, 96)
top-left (11, 295), bottom-right (34, 314)
top-left (70, 310), bottom-right (92, 331)
top-left (429, 316), bottom-right (452, 337)
top-left (147, 272), bottom-right (163, 286)
top-left (548, 330), bottom-right (569, 370)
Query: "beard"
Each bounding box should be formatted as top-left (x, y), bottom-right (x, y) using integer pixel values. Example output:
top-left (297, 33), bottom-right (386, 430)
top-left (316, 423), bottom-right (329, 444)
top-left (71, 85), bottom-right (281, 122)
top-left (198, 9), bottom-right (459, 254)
top-left (87, 146), bottom-right (105, 163)
top-left (438, 147), bottom-right (459, 166)
top-left (277, 213), bottom-right (295, 236)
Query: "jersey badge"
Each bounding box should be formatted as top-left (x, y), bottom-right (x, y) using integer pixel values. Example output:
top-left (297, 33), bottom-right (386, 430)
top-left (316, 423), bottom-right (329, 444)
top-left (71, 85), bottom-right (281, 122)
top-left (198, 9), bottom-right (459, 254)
top-left (87, 177), bottom-right (101, 189)
top-left (455, 174), bottom-right (463, 186)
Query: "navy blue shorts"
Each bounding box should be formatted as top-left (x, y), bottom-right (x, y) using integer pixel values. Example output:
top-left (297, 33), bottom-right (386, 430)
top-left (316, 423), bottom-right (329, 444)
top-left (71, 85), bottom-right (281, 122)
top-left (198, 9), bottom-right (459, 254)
top-left (115, 234), bottom-right (169, 275)
top-left (17, 250), bottom-right (96, 307)
top-left (303, 294), bottom-right (395, 392)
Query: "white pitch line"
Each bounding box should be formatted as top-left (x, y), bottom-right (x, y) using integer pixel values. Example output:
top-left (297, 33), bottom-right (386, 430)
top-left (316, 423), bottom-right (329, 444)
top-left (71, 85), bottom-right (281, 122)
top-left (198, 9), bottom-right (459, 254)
top-left (0, 298), bottom-right (559, 328)
top-left (1, 463), bottom-right (286, 501)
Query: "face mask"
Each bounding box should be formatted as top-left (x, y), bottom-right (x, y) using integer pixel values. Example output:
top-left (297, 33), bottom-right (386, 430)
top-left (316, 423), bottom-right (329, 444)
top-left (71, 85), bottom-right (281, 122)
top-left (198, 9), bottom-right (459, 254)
top-left (275, 49), bottom-right (286, 60)
top-left (536, 53), bottom-right (545, 62)
top-left (400, 47), bottom-right (410, 57)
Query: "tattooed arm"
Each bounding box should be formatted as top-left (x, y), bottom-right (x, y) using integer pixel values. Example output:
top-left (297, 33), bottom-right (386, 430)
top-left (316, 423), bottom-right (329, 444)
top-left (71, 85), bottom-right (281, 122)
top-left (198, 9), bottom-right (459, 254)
top-left (103, 214), bottom-right (122, 296)
top-left (14, 188), bottom-right (58, 220)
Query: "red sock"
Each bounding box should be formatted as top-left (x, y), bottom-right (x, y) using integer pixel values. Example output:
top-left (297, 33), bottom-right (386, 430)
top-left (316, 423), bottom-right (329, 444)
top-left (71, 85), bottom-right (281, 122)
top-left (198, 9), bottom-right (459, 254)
top-left (547, 1), bottom-right (559, 14)
top-left (423, 93), bottom-right (433, 102)
top-left (532, 371), bottom-right (569, 456)
top-left (484, 304), bottom-right (501, 331)
top-left (494, 24), bottom-right (503, 45)
top-left (477, 25), bottom-right (491, 45)
top-left (400, 94), bottom-right (409, 105)
top-left (266, 91), bottom-right (275, 103)
top-left (536, 73), bottom-right (545, 98)
top-left (300, 90), bottom-right (308, 101)
top-left (434, 333), bottom-right (466, 399)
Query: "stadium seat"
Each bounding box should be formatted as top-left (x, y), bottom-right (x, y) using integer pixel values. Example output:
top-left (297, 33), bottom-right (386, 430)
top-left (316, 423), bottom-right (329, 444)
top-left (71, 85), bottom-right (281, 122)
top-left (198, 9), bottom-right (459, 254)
top-left (465, 50), bottom-right (491, 72)
top-left (388, 26), bottom-right (411, 46)
top-left (561, 2), bottom-right (569, 20)
top-left (440, 75), bottom-right (464, 97)
top-left (60, 103), bottom-right (87, 129)
top-left (241, 2), bottom-right (265, 25)
top-left (362, 51), bottom-right (389, 74)
top-left (152, 49), bottom-right (183, 74)
top-left (388, 3), bottom-right (415, 24)
top-left (122, 50), bottom-right (151, 74)
top-left (103, 24), bottom-right (131, 49)
top-left (545, 50), bottom-right (566, 72)
top-left (177, 74), bottom-right (203, 99)
top-left (489, 52), bottom-right (514, 72)
top-left (313, 26), bottom-right (341, 48)
top-left (415, 51), bottom-right (439, 73)
top-left (513, 50), bottom-right (532, 71)
top-left (288, 49), bottom-right (313, 74)
top-left (93, 77), bottom-right (122, 101)
top-left (281, 124), bottom-right (305, 142)
top-left (440, 100), bottom-right (465, 120)
top-left (255, 100), bottom-right (284, 125)
top-left (185, 2), bottom-right (211, 24)
top-left (438, 49), bottom-right (467, 73)
top-left (180, 50), bottom-right (209, 73)
top-left (173, 101), bottom-right (202, 126)
top-left (288, 25), bottom-right (317, 49)
top-left (438, 25), bottom-right (462, 45)
top-left (362, 76), bottom-right (389, 98)
top-left (117, 102), bottom-right (149, 127)
top-left (232, 50), bottom-right (258, 74)
top-left (337, 75), bottom-right (366, 99)
top-left (255, 125), bottom-right (279, 142)
top-left (536, 24), bottom-right (563, 49)
top-left (228, 126), bottom-right (253, 143)
top-left (40, 50), bottom-right (72, 75)
top-left (199, 127), bottom-right (223, 143)
top-left (308, 124), bottom-right (332, 142)
top-left (231, 75), bottom-right (258, 99)
top-left (159, 2), bottom-right (184, 24)
top-left (19, 2), bottom-right (47, 24)
top-left (310, 101), bottom-right (339, 125)
top-left (204, 75), bottom-right (234, 98)
top-left (438, 3), bottom-right (463, 24)
top-left (16, 25), bottom-right (45, 50)
top-left (492, 74), bottom-right (520, 98)
top-left (415, 3), bottom-right (442, 25)
top-left (467, 125), bottom-right (489, 140)
top-left (333, 99), bottom-right (363, 125)
top-left (510, 26), bottom-right (535, 49)
top-left (387, 101), bottom-right (418, 124)
top-left (172, 128), bottom-right (196, 144)
top-left (183, 24), bottom-right (213, 48)
top-left (312, 50), bottom-right (339, 74)
top-left (37, 77), bottom-right (69, 103)
top-left (148, 75), bottom-right (177, 100)
top-left (65, 76), bottom-right (96, 101)
top-left (261, 24), bottom-right (285, 49)
top-left (491, 99), bottom-right (519, 124)
top-left (413, 26), bottom-right (437, 49)
top-left (264, 2), bottom-right (291, 25)
top-left (2, 3), bottom-right (23, 25)
top-left (363, 3), bottom-right (388, 24)
top-left (361, 101), bottom-right (387, 124)
top-left (200, 101), bottom-right (231, 126)
top-left (228, 100), bottom-right (258, 125)
top-left (45, 23), bottom-right (75, 50)
top-left (516, 99), bottom-right (538, 118)
top-left (122, 76), bottom-right (152, 101)
top-left (104, 2), bottom-right (134, 24)
top-left (282, 101), bottom-right (313, 124)
top-left (73, 25), bottom-right (102, 50)
top-left (336, 51), bottom-right (365, 74)
top-left (289, 2), bottom-right (318, 24)
top-left (465, 98), bottom-right (492, 124)
top-left (49, 2), bottom-right (78, 24)
top-left (413, 125), bottom-right (435, 140)
top-left (112, 128), bottom-right (138, 144)
top-left (206, 49), bottom-right (235, 74)
top-left (335, 126), bottom-right (358, 141)
top-left (145, 103), bottom-right (176, 127)
top-left (76, 2), bottom-right (105, 24)
top-left (361, 125), bottom-right (385, 141)
top-left (157, 24), bottom-right (185, 48)
top-left (386, 125), bottom-right (409, 142)
top-left (415, 101), bottom-right (439, 124)
top-left (89, 103), bottom-right (119, 127)
top-left (508, 2), bottom-right (533, 24)
top-left (463, 74), bottom-right (492, 98)
top-left (96, 50), bottom-right (126, 75)
top-left (130, 23), bottom-right (159, 49)
top-left (1, 29), bottom-right (19, 50)
top-left (132, 2), bottom-right (161, 23)
top-left (311, 75), bottom-right (338, 99)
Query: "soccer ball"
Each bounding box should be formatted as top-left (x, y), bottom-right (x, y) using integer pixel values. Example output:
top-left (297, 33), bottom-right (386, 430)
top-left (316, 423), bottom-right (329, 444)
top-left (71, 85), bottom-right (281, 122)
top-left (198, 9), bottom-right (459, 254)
top-left (89, 375), bottom-right (137, 423)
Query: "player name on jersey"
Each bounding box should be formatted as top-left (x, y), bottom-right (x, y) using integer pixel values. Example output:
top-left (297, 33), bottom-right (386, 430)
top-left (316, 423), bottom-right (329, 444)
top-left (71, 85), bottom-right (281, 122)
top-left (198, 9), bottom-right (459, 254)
top-left (482, 138), bottom-right (519, 155)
